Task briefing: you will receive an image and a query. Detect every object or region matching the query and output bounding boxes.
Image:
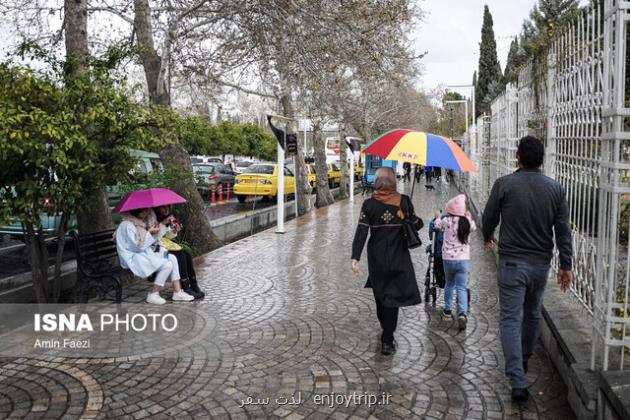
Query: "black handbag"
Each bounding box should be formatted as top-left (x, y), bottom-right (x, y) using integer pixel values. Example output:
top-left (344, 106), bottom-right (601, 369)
top-left (400, 195), bottom-right (423, 249)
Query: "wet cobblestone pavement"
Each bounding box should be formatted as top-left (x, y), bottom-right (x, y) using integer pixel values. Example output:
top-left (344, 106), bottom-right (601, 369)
top-left (0, 182), bottom-right (575, 419)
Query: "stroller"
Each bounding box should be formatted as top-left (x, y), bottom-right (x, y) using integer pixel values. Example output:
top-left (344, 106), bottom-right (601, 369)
top-left (424, 240), bottom-right (445, 305)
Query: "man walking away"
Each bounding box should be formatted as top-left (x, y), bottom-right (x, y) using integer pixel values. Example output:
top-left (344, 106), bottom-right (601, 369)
top-left (425, 165), bottom-right (433, 183)
top-left (482, 136), bottom-right (573, 403)
top-left (402, 162), bottom-right (411, 182)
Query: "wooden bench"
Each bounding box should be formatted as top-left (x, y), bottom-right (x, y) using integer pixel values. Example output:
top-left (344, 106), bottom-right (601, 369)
top-left (73, 229), bottom-right (127, 303)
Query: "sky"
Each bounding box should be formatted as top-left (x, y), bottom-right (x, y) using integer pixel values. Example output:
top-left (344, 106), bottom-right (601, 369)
top-left (413, 0), bottom-right (538, 92)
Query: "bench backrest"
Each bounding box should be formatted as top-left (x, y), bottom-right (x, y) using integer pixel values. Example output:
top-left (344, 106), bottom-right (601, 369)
top-left (73, 229), bottom-right (120, 275)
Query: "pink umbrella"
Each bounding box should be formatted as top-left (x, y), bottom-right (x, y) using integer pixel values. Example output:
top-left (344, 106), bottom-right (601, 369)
top-left (112, 188), bottom-right (187, 213)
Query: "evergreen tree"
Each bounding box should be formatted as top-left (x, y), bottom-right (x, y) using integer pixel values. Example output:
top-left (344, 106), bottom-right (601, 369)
top-left (504, 37), bottom-right (521, 84)
top-left (475, 5), bottom-right (503, 117)
top-left (520, 0), bottom-right (579, 57)
top-left (529, 0), bottom-right (579, 34)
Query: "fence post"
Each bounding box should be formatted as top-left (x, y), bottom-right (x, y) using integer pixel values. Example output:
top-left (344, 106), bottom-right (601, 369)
top-left (545, 51), bottom-right (556, 179)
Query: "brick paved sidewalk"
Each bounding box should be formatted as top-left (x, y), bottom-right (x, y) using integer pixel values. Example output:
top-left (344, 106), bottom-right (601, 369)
top-left (0, 182), bottom-right (574, 419)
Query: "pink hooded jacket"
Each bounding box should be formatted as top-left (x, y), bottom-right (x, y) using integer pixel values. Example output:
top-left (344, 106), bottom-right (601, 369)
top-left (433, 195), bottom-right (476, 260)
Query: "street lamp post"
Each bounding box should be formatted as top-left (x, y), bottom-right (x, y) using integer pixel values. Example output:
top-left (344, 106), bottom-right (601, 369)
top-left (345, 137), bottom-right (363, 203)
top-left (268, 115), bottom-right (297, 234)
top-left (446, 84), bottom-right (476, 134)
top-left (445, 99), bottom-right (469, 137)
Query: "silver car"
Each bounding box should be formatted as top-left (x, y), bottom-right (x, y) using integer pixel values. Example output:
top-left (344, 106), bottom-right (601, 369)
top-left (192, 163), bottom-right (236, 198)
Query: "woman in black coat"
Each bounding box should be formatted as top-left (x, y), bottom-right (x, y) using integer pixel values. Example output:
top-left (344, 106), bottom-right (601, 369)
top-left (351, 167), bottom-right (423, 355)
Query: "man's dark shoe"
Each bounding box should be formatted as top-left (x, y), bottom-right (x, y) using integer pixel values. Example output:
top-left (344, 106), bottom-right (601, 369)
top-left (381, 342), bottom-right (396, 356)
top-left (511, 388), bottom-right (529, 403)
top-left (189, 276), bottom-right (205, 299)
top-left (181, 279), bottom-right (202, 299)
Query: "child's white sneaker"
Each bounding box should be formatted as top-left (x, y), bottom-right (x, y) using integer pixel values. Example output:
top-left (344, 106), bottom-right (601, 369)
top-left (172, 290), bottom-right (194, 302)
top-left (441, 308), bottom-right (453, 320)
top-left (146, 292), bottom-right (166, 305)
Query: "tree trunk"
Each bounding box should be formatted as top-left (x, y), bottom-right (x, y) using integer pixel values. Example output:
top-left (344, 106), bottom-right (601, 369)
top-left (65, 0), bottom-right (114, 235)
top-left (52, 213), bottom-right (68, 302)
top-left (338, 124), bottom-right (349, 200)
top-left (25, 223), bottom-right (49, 303)
top-left (280, 92), bottom-right (312, 216)
top-left (134, 0), bottom-right (220, 254)
top-left (313, 120), bottom-right (334, 207)
top-left (76, 189), bottom-right (114, 234)
top-left (159, 144), bottom-right (221, 254)
top-left (64, 0), bottom-right (88, 77)
top-left (133, 0), bottom-right (168, 105)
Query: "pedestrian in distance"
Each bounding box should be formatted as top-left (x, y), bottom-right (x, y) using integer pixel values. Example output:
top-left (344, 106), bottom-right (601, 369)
top-left (425, 165), bottom-right (433, 183)
top-left (150, 205), bottom-right (205, 299)
top-left (402, 162), bottom-right (412, 182)
top-left (114, 208), bottom-right (194, 305)
top-left (482, 135), bottom-right (573, 404)
top-left (351, 167), bottom-right (423, 356)
top-left (415, 164), bottom-right (423, 183)
top-left (433, 194), bottom-right (475, 330)
top-left (433, 167), bottom-right (442, 182)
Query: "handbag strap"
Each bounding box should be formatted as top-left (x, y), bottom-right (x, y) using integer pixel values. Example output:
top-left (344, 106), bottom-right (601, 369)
top-left (400, 195), bottom-right (412, 220)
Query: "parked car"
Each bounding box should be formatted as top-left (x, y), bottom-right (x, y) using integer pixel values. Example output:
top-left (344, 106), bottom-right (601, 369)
top-left (234, 160), bottom-right (255, 174)
top-left (233, 164), bottom-right (295, 203)
top-left (0, 149), bottom-right (161, 239)
top-left (107, 150), bottom-right (163, 207)
top-left (190, 155), bottom-right (223, 164)
top-left (328, 163), bottom-right (341, 187)
top-left (286, 163), bottom-right (317, 190)
top-left (192, 163), bottom-right (236, 198)
top-left (345, 162), bottom-right (364, 181)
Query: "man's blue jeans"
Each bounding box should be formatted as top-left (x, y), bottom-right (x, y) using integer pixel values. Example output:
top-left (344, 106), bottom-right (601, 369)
top-left (443, 259), bottom-right (469, 316)
top-left (497, 258), bottom-right (550, 389)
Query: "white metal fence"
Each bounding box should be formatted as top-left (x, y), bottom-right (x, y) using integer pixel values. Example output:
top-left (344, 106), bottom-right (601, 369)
top-left (460, 0), bottom-right (630, 370)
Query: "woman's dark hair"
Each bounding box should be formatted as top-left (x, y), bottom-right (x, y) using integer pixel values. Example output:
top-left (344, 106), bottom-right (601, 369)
top-left (517, 136), bottom-right (544, 168)
top-left (155, 206), bottom-right (170, 223)
top-left (130, 208), bottom-right (147, 217)
top-left (457, 216), bottom-right (471, 244)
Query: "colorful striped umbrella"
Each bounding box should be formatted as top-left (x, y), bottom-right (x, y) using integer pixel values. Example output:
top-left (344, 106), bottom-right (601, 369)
top-left (362, 129), bottom-right (477, 172)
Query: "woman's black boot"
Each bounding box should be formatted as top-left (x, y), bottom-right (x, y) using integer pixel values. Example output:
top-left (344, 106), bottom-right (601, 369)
top-left (181, 279), bottom-right (197, 297)
top-left (189, 276), bottom-right (205, 299)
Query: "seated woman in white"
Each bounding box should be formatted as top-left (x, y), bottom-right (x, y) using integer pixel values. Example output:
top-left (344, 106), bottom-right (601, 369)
top-left (114, 208), bottom-right (194, 304)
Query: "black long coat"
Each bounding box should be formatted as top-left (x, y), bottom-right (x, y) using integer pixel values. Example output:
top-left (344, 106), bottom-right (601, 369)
top-left (351, 196), bottom-right (422, 308)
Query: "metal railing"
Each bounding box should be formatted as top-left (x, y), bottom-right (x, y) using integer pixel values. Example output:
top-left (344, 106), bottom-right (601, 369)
top-left (459, 0), bottom-right (629, 370)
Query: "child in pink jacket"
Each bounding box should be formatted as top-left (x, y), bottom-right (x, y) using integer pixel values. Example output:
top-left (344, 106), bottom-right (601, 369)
top-left (433, 194), bottom-right (476, 330)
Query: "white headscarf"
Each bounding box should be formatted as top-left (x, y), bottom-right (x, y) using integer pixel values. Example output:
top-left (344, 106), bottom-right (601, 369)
top-left (119, 212), bottom-right (149, 247)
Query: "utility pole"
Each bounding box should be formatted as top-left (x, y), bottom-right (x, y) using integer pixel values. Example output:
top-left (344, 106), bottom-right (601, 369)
top-left (445, 99), bottom-right (469, 138)
top-left (446, 84), bottom-right (475, 135)
top-left (267, 115), bottom-right (297, 234)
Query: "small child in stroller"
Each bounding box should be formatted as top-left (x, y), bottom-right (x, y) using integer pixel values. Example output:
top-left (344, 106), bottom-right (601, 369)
top-left (425, 211), bottom-right (446, 303)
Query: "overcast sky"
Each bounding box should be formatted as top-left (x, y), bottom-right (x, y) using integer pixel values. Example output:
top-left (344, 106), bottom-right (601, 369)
top-left (413, 0), bottom-right (538, 92)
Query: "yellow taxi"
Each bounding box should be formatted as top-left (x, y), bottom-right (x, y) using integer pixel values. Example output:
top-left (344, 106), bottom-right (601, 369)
top-left (306, 164), bottom-right (317, 189)
top-left (346, 162), bottom-right (364, 181)
top-left (234, 163), bottom-right (295, 202)
top-left (328, 163), bottom-right (341, 187)
top-left (287, 163), bottom-right (317, 190)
